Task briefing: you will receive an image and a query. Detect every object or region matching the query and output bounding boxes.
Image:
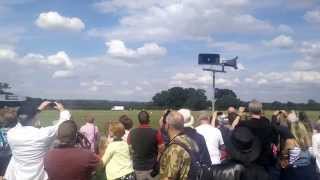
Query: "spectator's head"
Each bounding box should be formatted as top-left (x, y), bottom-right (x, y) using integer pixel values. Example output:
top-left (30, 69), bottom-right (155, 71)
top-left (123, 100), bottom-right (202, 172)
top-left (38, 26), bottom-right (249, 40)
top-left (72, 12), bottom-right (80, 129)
top-left (178, 109), bottom-right (194, 128)
top-left (227, 106), bottom-right (237, 114)
top-left (109, 121), bottom-right (125, 139)
top-left (0, 107), bottom-right (17, 128)
top-left (248, 100), bottom-right (262, 116)
top-left (197, 111), bottom-right (211, 124)
top-left (287, 111), bottom-right (298, 123)
top-left (119, 114), bottom-right (133, 130)
top-left (228, 112), bottom-right (238, 125)
top-left (298, 111), bottom-right (309, 123)
top-left (17, 105), bottom-right (39, 126)
top-left (138, 111), bottom-right (150, 125)
top-left (288, 111), bottom-right (310, 150)
top-left (85, 114), bottom-right (95, 124)
top-left (58, 120), bottom-right (78, 147)
top-left (166, 111), bottom-right (184, 136)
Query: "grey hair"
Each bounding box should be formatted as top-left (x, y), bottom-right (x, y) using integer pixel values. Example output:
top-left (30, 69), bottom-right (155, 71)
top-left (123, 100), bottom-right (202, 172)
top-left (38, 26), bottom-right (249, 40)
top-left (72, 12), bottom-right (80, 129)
top-left (166, 111), bottom-right (184, 131)
top-left (248, 99), bottom-right (262, 115)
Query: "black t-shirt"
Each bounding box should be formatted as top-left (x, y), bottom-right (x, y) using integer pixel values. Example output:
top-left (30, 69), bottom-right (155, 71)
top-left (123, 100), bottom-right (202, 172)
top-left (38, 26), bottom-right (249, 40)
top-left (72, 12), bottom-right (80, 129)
top-left (128, 125), bottom-right (159, 170)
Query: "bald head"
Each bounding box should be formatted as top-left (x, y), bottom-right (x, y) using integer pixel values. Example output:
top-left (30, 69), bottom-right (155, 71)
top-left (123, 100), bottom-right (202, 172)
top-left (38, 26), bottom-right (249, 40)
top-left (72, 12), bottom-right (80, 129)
top-left (167, 111), bottom-right (184, 131)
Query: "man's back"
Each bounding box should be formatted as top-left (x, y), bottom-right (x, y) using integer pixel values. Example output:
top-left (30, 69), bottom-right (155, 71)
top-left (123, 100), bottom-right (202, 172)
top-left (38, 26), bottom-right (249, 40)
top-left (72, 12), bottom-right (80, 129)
top-left (237, 117), bottom-right (277, 166)
top-left (5, 124), bottom-right (58, 180)
top-left (44, 148), bottom-right (100, 180)
top-left (128, 125), bottom-right (160, 170)
top-left (160, 134), bottom-right (192, 180)
top-left (196, 124), bottom-right (224, 164)
top-left (184, 127), bottom-right (211, 165)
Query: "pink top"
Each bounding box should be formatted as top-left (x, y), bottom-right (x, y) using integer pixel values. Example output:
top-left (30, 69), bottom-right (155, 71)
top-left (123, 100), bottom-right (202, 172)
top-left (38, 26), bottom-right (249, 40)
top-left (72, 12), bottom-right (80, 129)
top-left (80, 123), bottom-right (99, 153)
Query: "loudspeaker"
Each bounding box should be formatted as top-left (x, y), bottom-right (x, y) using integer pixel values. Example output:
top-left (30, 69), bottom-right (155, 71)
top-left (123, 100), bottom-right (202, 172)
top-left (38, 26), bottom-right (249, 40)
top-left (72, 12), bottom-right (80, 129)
top-left (222, 56), bottom-right (238, 69)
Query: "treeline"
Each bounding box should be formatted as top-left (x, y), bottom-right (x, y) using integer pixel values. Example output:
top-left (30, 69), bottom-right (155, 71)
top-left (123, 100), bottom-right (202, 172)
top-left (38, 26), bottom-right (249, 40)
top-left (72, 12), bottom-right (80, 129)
top-left (21, 97), bottom-right (150, 110)
top-left (0, 81), bottom-right (319, 110)
top-left (152, 87), bottom-right (320, 111)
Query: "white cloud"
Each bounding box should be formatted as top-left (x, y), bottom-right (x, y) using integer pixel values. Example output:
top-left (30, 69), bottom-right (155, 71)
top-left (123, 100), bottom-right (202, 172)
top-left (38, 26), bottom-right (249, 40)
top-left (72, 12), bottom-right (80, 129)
top-left (106, 40), bottom-right (167, 61)
top-left (52, 70), bottom-right (74, 79)
top-left (293, 41), bottom-right (320, 70)
top-left (35, 11), bottom-right (85, 31)
top-left (209, 41), bottom-right (253, 53)
top-left (135, 86), bottom-right (143, 91)
top-left (237, 63), bottom-right (245, 70)
top-left (80, 80), bottom-right (112, 92)
top-left (264, 35), bottom-right (295, 49)
top-left (278, 24), bottom-right (294, 34)
top-left (0, 48), bottom-right (16, 60)
top-left (47, 51), bottom-right (73, 69)
top-left (304, 9), bottom-right (320, 26)
top-left (89, 86), bottom-right (99, 92)
top-left (90, 0), bottom-right (275, 42)
top-left (21, 51), bottom-right (74, 69)
top-left (247, 71), bottom-right (320, 85)
top-left (169, 71), bottom-right (241, 89)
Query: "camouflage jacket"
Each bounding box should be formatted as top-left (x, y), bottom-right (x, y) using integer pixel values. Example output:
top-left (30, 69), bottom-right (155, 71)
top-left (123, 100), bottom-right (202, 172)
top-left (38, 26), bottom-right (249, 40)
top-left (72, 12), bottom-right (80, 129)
top-left (160, 134), bottom-right (193, 180)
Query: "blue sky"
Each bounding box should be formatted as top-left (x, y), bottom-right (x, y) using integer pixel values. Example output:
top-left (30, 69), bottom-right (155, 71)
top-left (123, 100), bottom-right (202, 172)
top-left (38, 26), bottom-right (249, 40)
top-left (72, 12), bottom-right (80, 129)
top-left (0, 0), bottom-right (320, 102)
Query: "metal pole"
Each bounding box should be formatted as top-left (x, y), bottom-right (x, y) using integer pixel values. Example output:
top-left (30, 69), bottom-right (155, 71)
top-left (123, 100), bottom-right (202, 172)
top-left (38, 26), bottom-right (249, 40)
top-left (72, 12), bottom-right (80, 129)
top-left (212, 71), bottom-right (215, 113)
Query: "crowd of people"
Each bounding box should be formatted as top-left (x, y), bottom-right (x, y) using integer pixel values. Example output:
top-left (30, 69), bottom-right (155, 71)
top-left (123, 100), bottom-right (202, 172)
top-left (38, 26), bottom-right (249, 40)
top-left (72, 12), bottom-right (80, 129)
top-left (0, 100), bottom-right (320, 180)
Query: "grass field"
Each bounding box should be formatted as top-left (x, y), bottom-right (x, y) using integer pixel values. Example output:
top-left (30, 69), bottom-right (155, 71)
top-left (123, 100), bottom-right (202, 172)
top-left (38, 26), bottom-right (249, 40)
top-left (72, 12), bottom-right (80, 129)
top-left (38, 109), bottom-right (320, 133)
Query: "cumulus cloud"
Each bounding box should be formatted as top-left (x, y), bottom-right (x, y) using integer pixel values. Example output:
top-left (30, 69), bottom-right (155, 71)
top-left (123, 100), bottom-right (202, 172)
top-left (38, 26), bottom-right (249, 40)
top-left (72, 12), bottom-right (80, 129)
top-left (52, 70), bottom-right (74, 79)
top-left (304, 9), bottom-right (320, 26)
top-left (247, 71), bottom-right (320, 85)
top-left (264, 35), bottom-right (295, 49)
top-left (278, 24), bottom-right (294, 34)
top-left (21, 51), bottom-right (74, 69)
top-left (0, 49), bottom-right (75, 79)
top-left (106, 40), bottom-right (167, 61)
top-left (293, 41), bottom-right (320, 70)
top-left (35, 11), bottom-right (85, 31)
top-left (80, 80), bottom-right (112, 92)
top-left (0, 48), bottom-right (16, 60)
top-left (90, 0), bottom-right (275, 42)
top-left (169, 71), bottom-right (241, 89)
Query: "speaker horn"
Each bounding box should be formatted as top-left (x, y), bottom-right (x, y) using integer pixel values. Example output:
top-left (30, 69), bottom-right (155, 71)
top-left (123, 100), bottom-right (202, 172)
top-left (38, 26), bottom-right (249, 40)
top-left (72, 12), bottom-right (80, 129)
top-left (222, 56), bottom-right (238, 69)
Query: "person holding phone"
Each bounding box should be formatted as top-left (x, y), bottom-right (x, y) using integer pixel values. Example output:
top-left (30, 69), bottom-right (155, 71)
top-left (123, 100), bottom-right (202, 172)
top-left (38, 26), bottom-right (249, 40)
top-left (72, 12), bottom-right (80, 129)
top-left (4, 101), bottom-right (71, 180)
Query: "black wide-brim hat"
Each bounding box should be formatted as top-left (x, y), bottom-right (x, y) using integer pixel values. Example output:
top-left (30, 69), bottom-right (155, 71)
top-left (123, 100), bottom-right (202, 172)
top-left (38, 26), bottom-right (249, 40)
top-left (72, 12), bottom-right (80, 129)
top-left (225, 127), bottom-right (261, 164)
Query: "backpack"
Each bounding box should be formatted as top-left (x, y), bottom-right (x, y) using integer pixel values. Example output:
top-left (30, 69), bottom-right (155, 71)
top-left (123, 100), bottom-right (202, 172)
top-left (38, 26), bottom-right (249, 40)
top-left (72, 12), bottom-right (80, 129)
top-left (172, 140), bottom-right (211, 180)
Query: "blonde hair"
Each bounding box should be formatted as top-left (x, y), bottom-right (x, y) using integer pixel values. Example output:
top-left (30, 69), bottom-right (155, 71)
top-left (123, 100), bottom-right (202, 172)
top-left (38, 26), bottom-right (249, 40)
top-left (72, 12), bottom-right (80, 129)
top-left (289, 121), bottom-right (311, 150)
top-left (109, 121), bottom-right (125, 139)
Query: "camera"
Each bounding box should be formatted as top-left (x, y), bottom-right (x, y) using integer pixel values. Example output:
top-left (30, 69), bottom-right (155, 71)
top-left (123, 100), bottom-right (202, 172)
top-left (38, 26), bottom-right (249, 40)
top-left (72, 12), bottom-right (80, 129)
top-left (48, 102), bottom-right (56, 108)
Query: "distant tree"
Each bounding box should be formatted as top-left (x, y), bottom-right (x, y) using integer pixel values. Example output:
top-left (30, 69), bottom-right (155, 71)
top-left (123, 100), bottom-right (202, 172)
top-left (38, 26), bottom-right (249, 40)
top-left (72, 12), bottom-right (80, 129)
top-left (215, 88), bottom-right (237, 99)
top-left (152, 87), bottom-right (209, 110)
top-left (215, 95), bottom-right (241, 110)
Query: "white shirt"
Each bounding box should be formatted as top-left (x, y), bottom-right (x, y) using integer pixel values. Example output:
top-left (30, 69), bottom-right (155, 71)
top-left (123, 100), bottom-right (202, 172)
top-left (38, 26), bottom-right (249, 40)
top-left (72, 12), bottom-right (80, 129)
top-left (4, 110), bottom-right (71, 180)
top-left (312, 133), bottom-right (320, 170)
top-left (196, 124), bottom-right (224, 164)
